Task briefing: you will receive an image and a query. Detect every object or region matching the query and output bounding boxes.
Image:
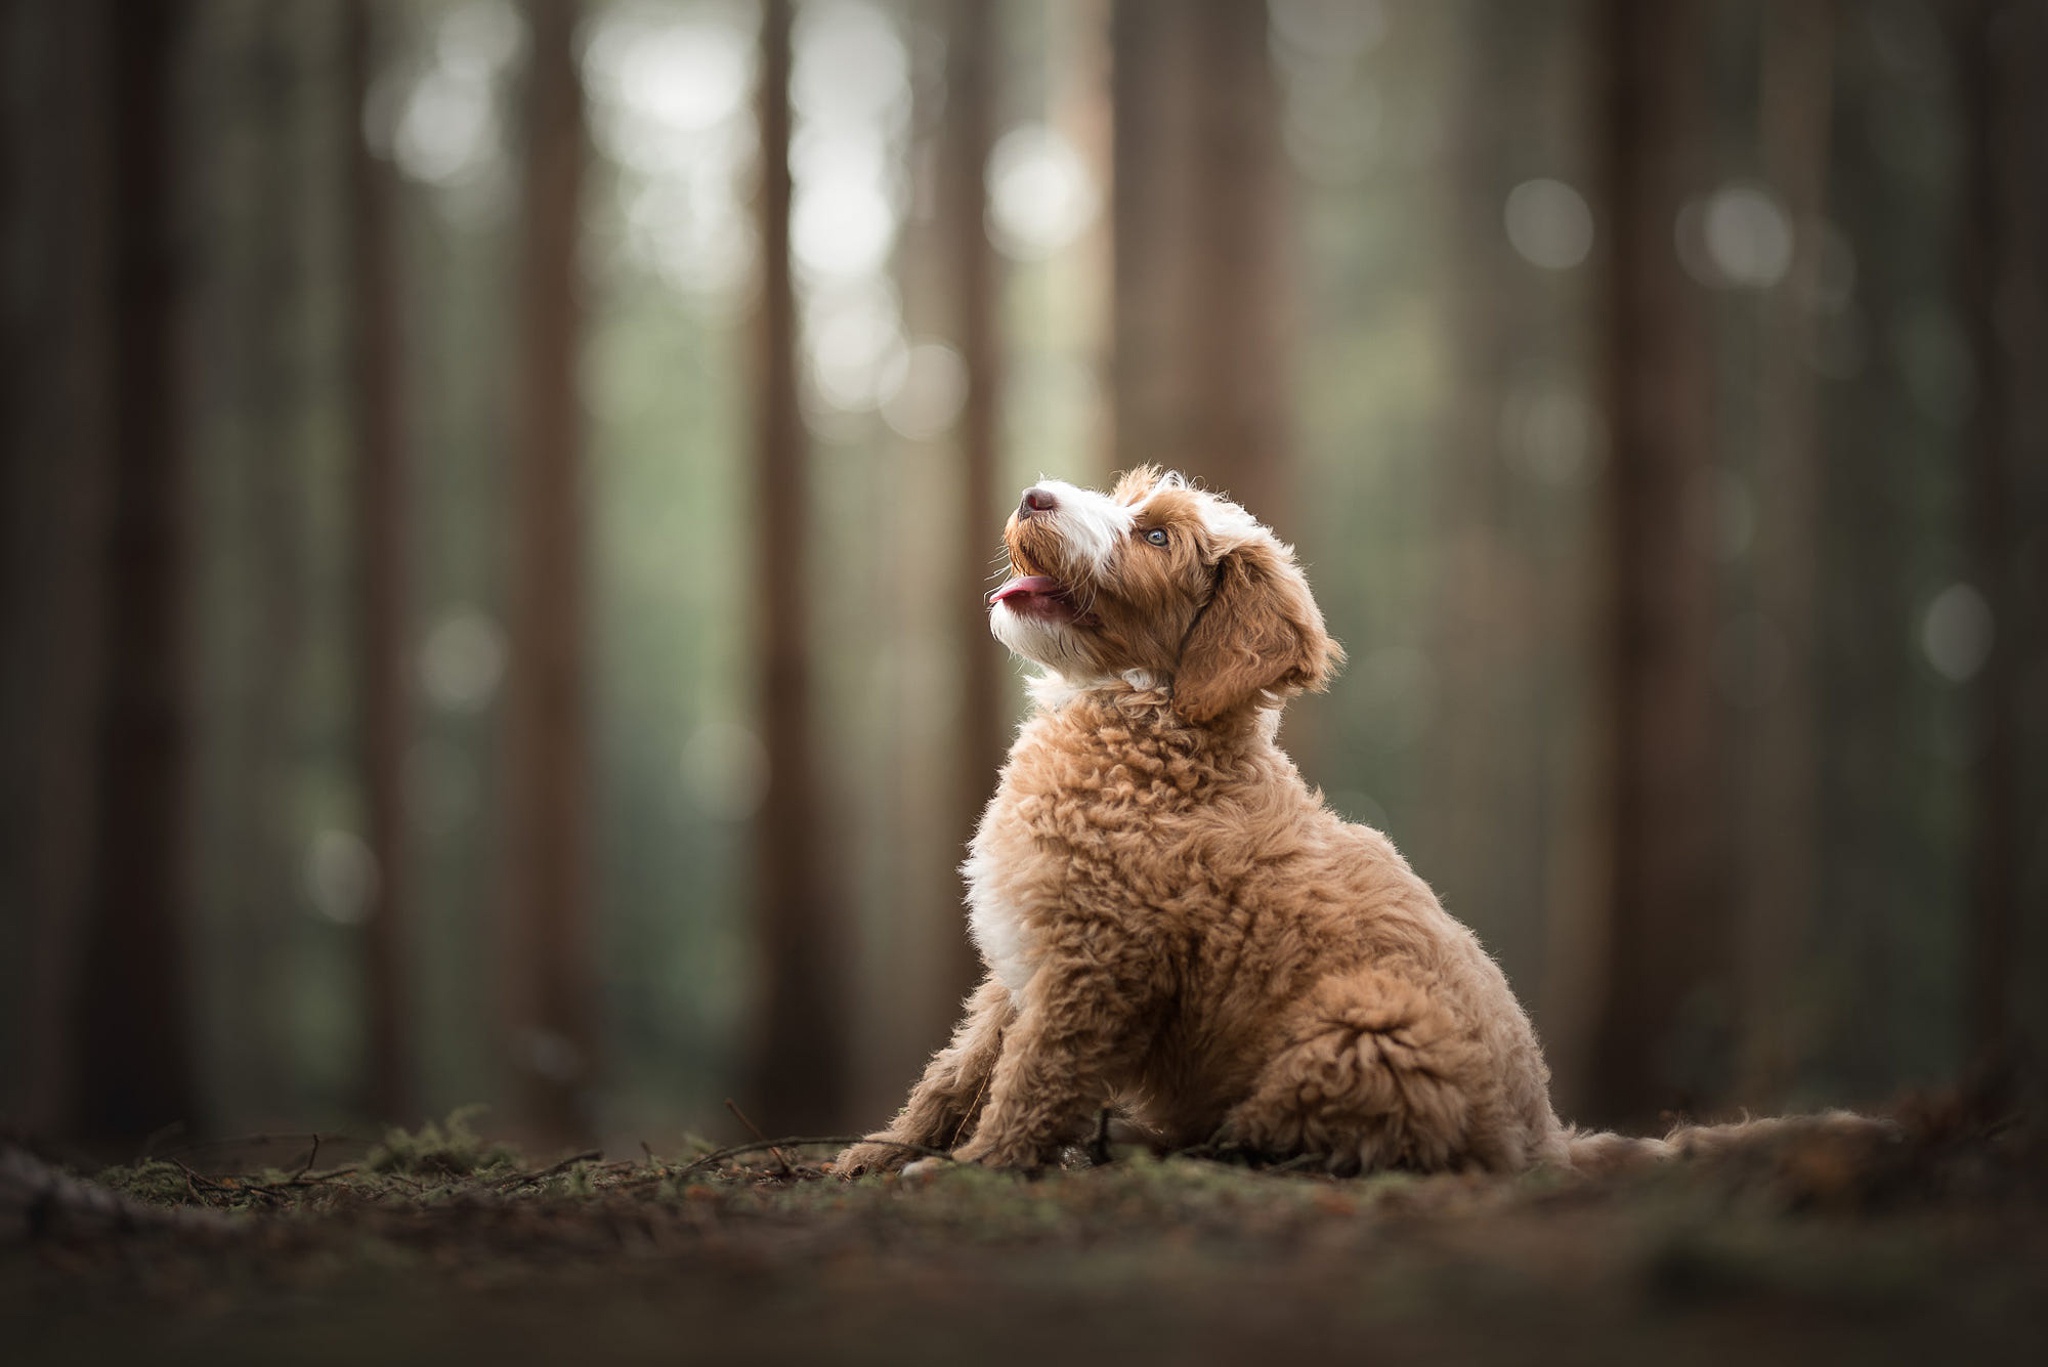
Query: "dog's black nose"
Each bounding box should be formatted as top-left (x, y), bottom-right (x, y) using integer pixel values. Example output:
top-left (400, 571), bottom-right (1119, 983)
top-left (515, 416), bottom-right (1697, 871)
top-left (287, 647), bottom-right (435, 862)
top-left (1019, 487), bottom-right (1057, 517)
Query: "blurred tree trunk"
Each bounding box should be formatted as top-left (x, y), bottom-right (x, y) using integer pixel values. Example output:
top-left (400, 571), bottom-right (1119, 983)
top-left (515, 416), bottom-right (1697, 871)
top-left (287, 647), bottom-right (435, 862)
top-left (70, 0), bottom-right (199, 1141)
top-left (503, 0), bottom-right (596, 1149)
top-left (1585, 0), bottom-right (1727, 1128)
top-left (944, 0), bottom-right (1006, 1012)
top-left (1, 0), bottom-right (115, 1132)
top-left (1738, 0), bottom-right (1835, 1106)
top-left (346, 0), bottom-right (414, 1127)
top-left (1953, 0), bottom-right (2042, 1082)
top-left (1111, 0), bottom-right (1290, 520)
top-left (205, 3), bottom-right (308, 1129)
top-left (746, 0), bottom-right (849, 1133)
top-left (1432, 0), bottom-right (1553, 1085)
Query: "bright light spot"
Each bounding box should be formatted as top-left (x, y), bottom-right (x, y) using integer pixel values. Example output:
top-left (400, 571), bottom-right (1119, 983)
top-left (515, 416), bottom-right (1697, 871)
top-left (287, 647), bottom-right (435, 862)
top-left (1680, 183), bottom-right (1795, 289)
top-left (1504, 179), bottom-right (1594, 270)
top-left (1501, 385), bottom-right (1605, 486)
top-left (792, 123), bottom-right (897, 190)
top-left (1269, 0), bottom-right (1388, 62)
top-left (793, 0), bottom-right (910, 130)
top-left (880, 341), bottom-right (968, 440)
top-left (807, 282), bottom-right (910, 411)
top-left (392, 1), bottom-right (520, 188)
top-left (585, 1), bottom-right (759, 307)
top-left (623, 167), bottom-right (756, 300)
top-left (1922, 583), bottom-right (1994, 682)
top-left (792, 171), bottom-right (897, 280)
top-left (305, 830), bottom-right (378, 926)
top-left (395, 68), bottom-right (497, 185)
top-left (585, 10), bottom-right (751, 145)
top-left (987, 124), bottom-right (1099, 261)
top-left (783, 3), bottom-right (909, 326)
top-left (420, 608), bottom-right (507, 712)
top-left (682, 720), bottom-right (770, 821)
top-left (788, 126), bottom-right (904, 281)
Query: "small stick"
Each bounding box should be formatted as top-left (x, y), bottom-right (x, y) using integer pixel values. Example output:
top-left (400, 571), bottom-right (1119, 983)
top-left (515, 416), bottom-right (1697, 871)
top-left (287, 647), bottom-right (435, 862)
top-left (285, 1166), bottom-right (357, 1186)
top-left (495, 1149), bottom-right (604, 1192)
top-left (948, 1073), bottom-right (991, 1150)
top-left (293, 1134), bottom-right (322, 1182)
top-left (672, 1136), bottom-right (954, 1183)
top-left (724, 1099), bottom-right (792, 1177)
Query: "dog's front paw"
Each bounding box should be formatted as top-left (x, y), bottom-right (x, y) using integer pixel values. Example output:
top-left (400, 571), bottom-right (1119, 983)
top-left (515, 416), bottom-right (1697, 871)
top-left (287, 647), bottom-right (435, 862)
top-left (833, 1139), bottom-right (917, 1178)
top-left (951, 1132), bottom-right (1047, 1172)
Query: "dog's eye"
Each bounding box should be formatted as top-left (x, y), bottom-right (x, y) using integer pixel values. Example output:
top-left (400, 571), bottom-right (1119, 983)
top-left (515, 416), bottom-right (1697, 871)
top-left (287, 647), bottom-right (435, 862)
top-left (1142, 528), bottom-right (1169, 547)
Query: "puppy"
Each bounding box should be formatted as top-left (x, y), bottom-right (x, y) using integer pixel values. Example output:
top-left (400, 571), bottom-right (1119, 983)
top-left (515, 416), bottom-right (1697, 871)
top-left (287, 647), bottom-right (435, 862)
top-left (837, 469), bottom-right (1791, 1176)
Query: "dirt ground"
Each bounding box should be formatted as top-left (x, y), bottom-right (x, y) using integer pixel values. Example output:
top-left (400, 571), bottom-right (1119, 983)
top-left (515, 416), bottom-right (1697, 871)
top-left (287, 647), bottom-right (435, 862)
top-left (6, 1102), bottom-right (2046, 1366)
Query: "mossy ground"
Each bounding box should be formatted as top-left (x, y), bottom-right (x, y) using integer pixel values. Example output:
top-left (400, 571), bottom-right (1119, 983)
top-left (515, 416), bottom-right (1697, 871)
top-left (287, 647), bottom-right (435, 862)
top-left (8, 1106), bottom-right (2048, 1366)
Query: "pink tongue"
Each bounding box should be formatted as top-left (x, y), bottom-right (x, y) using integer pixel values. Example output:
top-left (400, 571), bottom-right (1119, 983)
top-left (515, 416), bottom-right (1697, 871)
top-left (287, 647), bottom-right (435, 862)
top-left (991, 575), bottom-right (1062, 605)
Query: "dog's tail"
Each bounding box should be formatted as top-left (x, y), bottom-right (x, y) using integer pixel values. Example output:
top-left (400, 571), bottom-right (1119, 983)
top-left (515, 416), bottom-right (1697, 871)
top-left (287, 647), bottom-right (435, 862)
top-left (1563, 1108), bottom-right (1898, 1176)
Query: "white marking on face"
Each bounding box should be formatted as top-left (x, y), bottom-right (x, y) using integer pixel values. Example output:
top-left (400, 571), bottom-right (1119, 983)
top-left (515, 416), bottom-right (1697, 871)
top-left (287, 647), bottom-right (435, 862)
top-left (1032, 478), bottom-right (1132, 573)
top-left (991, 604), bottom-right (1090, 676)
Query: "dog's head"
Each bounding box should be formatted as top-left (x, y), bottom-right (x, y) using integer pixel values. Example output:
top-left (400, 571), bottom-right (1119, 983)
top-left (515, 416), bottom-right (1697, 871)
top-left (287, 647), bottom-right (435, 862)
top-left (988, 467), bottom-right (1343, 724)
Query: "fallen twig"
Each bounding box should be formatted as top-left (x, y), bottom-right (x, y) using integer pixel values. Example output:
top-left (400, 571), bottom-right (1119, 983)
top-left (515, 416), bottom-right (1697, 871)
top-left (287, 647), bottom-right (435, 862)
top-left (671, 1136), bottom-right (954, 1183)
top-left (494, 1150), bottom-right (604, 1192)
top-left (725, 1100), bottom-right (793, 1177)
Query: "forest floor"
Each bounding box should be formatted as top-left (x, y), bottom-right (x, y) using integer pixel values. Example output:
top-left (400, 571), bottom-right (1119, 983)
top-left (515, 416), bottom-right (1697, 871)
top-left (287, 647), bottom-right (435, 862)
top-left (5, 1100), bottom-right (2046, 1367)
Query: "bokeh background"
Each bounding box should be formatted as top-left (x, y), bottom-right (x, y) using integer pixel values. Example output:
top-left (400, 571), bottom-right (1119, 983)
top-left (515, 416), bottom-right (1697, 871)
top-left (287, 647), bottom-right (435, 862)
top-left (2, 0), bottom-right (2043, 1156)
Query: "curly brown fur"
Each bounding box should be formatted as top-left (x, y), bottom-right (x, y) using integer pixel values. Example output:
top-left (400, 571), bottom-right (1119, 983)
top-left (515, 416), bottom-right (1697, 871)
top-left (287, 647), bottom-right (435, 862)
top-left (837, 471), bottom-right (1872, 1179)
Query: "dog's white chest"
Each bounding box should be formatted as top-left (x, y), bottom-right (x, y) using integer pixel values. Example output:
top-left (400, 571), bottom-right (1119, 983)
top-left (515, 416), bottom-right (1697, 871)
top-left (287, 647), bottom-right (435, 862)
top-left (961, 819), bottom-right (1048, 993)
top-left (967, 886), bottom-right (1041, 993)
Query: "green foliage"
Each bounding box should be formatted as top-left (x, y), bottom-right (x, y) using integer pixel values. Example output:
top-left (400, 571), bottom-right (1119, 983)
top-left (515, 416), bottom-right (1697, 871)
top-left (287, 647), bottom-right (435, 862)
top-left (365, 1106), bottom-right (519, 1177)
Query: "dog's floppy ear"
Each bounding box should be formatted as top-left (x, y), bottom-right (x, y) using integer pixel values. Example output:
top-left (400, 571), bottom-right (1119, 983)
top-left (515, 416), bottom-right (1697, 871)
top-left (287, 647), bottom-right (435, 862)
top-left (1172, 537), bottom-right (1342, 724)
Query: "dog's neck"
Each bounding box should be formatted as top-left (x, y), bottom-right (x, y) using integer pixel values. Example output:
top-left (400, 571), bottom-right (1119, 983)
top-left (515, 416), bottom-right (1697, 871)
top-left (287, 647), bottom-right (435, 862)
top-left (1023, 670), bottom-right (1286, 749)
top-left (1025, 669), bottom-right (1169, 711)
